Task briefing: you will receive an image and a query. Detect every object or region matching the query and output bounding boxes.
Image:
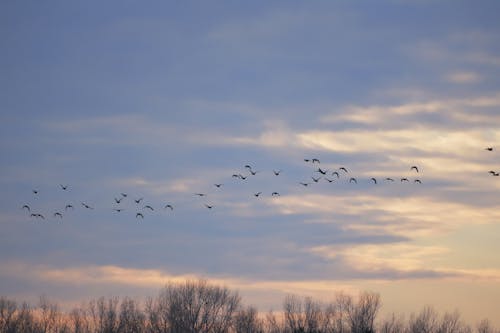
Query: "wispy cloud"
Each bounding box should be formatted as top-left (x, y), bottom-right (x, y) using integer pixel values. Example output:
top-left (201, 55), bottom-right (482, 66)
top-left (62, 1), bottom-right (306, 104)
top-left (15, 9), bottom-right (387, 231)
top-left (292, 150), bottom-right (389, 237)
top-left (444, 71), bottom-right (483, 84)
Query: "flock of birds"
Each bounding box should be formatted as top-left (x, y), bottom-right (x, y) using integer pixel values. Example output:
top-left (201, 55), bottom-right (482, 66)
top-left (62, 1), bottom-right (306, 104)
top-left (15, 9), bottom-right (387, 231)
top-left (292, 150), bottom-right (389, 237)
top-left (20, 147), bottom-right (497, 221)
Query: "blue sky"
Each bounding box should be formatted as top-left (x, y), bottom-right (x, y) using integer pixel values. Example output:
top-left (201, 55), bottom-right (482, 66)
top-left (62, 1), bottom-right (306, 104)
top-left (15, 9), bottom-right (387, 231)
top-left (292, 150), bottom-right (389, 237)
top-left (1, 0), bottom-right (500, 325)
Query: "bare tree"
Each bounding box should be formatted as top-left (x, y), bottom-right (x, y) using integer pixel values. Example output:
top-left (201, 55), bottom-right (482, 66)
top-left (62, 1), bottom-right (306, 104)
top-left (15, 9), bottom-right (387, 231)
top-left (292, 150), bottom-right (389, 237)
top-left (379, 313), bottom-right (407, 333)
top-left (437, 310), bottom-right (471, 333)
top-left (477, 319), bottom-right (499, 333)
top-left (265, 310), bottom-right (283, 333)
top-left (118, 297), bottom-right (145, 333)
top-left (408, 306), bottom-right (439, 333)
top-left (38, 295), bottom-right (59, 333)
top-left (234, 305), bottom-right (264, 333)
top-left (345, 292), bottom-right (381, 333)
top-left (149, 279), bottom-right (240, 333)
top-left (0, 297), bottom-right (18, 333)
top-left (89, 296), bottom-right (119, 333)
top-left (70, 306), bottom-right (91, 333)
top-left (283, 294), bottom-right (306, 332)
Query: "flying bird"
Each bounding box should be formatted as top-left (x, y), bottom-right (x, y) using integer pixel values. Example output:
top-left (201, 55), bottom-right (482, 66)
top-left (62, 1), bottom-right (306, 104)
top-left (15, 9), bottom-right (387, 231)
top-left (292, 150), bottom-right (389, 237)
top-left (134, 198), bottom-right (143, 204)
top-left (349, 178), bottom-right (357, 184)
top-left (325, 178), bottom-right (334, 183)
top-left (385, 178), bottom-right (395, 182)
top-left (194, 193), bottom-right (206, 197)
top-left (311, 176), bottom-right (321, 183)
top-left (304, 159), bottom-right (310, 162)
top-left (214, 183), bottom-right (223, 188)
top-left (144, 205), bottom-right (154, 211)
top-left (414, 179), bottom-right (422, 184)
top-left (254, 192), bottom-right (262, 197)
top-left (317, 168), bottom-right (327, 175)
top-left (371, 178), bottom-right (377, 184)
top-left (114, 197), bottom-right (123, 204)
top-left (299, 182), bottom-right (310, 187)
top-left (53, 212), bottom-right (63, 218)
top-left (204, 204), bottom-right (214, 209)
top-left (121, 193), bottom-right (128, 197)
top-left (65, 204), bottom-right (74, 211)
top-left (22, 205), bottom-right (31, 212)
top-left (271, 192), bottom-right (280, 196)
top-left (232, 174), bottom-right (240, 178)
top-left (312, 158), bottom-right (320, 163)
top-left (339, 167), bottom-right (348, 173)
top-left (136, 213), bottom-right (144, 219)
top-left (485, 147), bottom-right (493, 151)
top-left (164, 204), bottom-right (174, 210)
top-left (113, 208), bottom-right (124, 212)
top-left (410, 166), bottom-right (419, 173)
top-left (249, 170), bottom-right (259, 176)
top-left (60, 184), bottom-right (68, 190)
top-left (401, 178), bottom-right (409, 182)
top-left (332, 171), bottom-right (340, 178)
top-left (81, 203), bottom-right (93, 209)
top-left (244, 165), bottom-right (253, 170)
top-left (273, 170), bottom-right (282, 176)
top-left (33, 189), bottom-right (38, 194)
top-left (31, 213), bottom-right (45, 219)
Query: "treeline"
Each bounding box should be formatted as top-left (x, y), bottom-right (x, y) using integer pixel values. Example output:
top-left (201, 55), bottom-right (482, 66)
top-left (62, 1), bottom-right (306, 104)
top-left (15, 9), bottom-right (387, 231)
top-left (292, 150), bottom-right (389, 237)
top-left (0, 279), bottom-right (498, 333)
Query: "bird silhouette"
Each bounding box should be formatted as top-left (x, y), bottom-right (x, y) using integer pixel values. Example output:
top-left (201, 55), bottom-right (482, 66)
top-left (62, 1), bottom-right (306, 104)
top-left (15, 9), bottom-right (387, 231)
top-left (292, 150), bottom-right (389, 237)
top-left (164, 204), bottom-right (174, 210)
top-left (143, 205), bottom-right (154, 211)
top-left (113, 208), bottom-right (124, 212)
top-left (299, 182), bottom-right (310, 187)
top-left (232, 174), bottom-right (240, 178)
top-left (311, 176), bottom-right (321, 183)
top-left (33, 190), bottom-right (38, 195)
top-left (114, 197), bottom-right (123, 204)
top-left (401, 178), bottom-right (409, 182)
top-left (339, 167), bottom-right (348, 173)
top-left (414, 179), bottom-right (422, 184)
top-left (204, 204), bottom-right (214, 209)
top-left (410, 166), bottom-right (419, 173)
top-left (60, 184), bottom-right (68, 190)
top-left (386, 178), bottom-right (395, 182)
top-left (244, 165), bottom-right (253, 170)
top-left (53, 212), bottom-right (63, 218)
top-left (371, 178), bottom-right (377, 184)
top-left (65, 204), bottom-right (74, 211)
top-left (332, 171), bottom-right (340, 178)
top-left (249, 170), bottom-right (259, 176)
top-left (271, 192), bottom-right (280, 196)
top-left (214, 183), bottom-right (223, 188)
top-left (304, 159), bottom-right (310, 162)
top-left (239, 174), bottom-right (247, 180)
top-left (254, 192), bottom-right (262, 197)
top-left (312, 158), bottom-right (320, 163)
top-left (136, 212), bottom-right (144, 219)
top-left (349, 178), bottom-right (357, 184)
top-left (325, 178), bottom-right (334, 183)
top-left (22, 205), bottom-right (31, 212)
top-left (134, 198), bottom-right (143, 204)
top-left (485, 147), bottom-right (493, 151)
top-left (273, 170), bottom-right (282, 176)
top-left (81, 203), bottom-right (94, 209)
top-left (317, 168), bottom-right (327, 175)
top-left (194, 193), bottom-right (206, 197)
top-left (31, 213), bottom-right (45, 219)
top-left (121, 193), bottom-right (128, 197)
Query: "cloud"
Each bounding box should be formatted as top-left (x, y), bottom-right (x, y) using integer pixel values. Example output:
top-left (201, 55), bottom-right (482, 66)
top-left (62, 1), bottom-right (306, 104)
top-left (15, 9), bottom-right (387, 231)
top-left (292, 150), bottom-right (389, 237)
top-left (444, 71), bottom-right (482, 84)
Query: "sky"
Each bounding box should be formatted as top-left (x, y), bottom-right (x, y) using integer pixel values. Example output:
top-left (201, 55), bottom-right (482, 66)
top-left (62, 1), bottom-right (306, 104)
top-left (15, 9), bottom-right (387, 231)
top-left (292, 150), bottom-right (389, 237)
top-left (1, 0), bottom-right (500, 326)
